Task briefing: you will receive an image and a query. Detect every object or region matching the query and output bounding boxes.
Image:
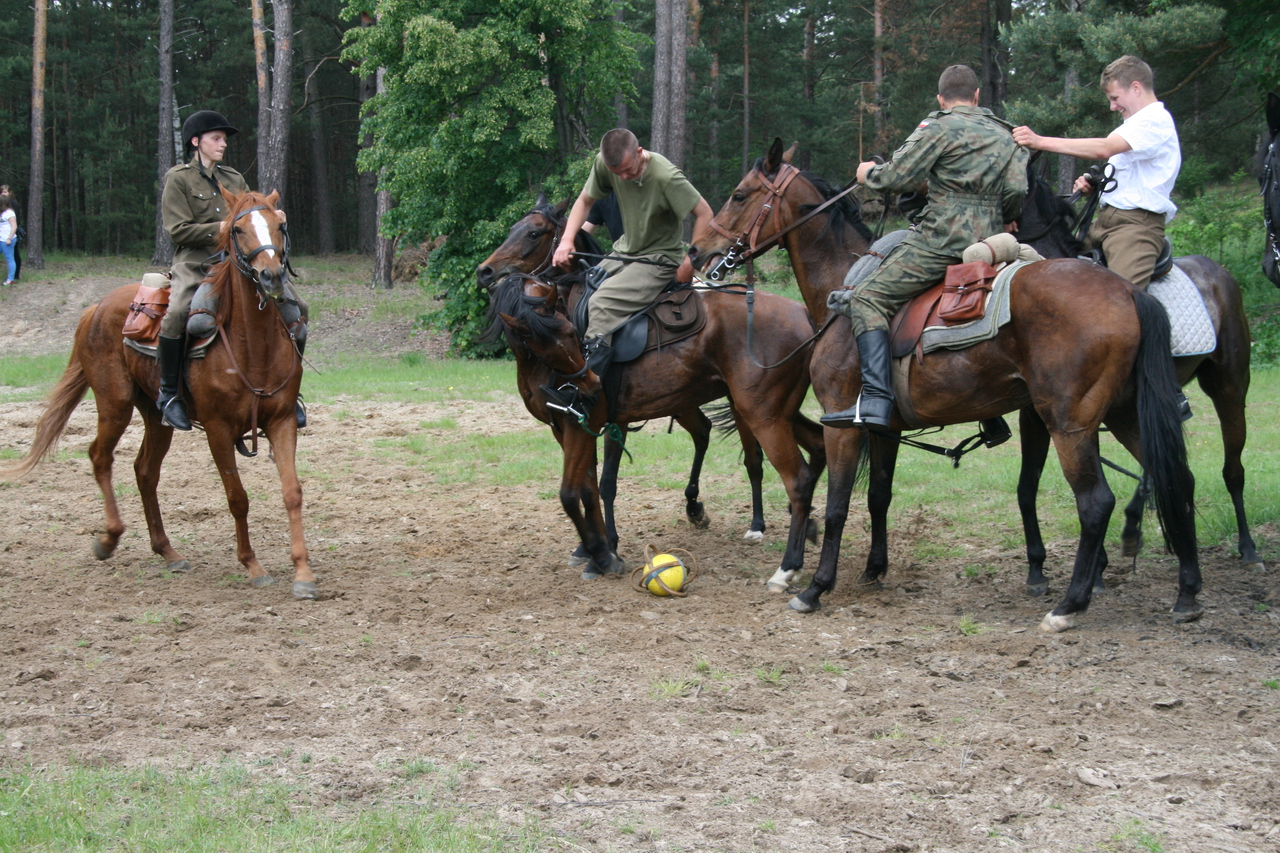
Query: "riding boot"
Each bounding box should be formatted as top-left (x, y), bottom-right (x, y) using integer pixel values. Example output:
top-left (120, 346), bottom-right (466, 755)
top-left (156, 334), bottom-right (192, 431)
top-left (978, 416), bottom-right (1012, 448)
top-left (820, 330), bottom-right (895, 433)
top-left (584, 335), bottom-right (614, 379)
top-left (541, 335), bottom-right (612, 421)
top-left (1175, 391), bottom-right (1192, 423)
top-left (294, 338), bottom-right (308, 428)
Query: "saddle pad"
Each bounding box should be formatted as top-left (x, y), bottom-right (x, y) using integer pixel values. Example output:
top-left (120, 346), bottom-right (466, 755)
top-left (123, 330), bottom-right (219, 361)
top-left (917, 261), bottom-right (1028, 356)
top-left (1147, 263), bottom-right (1217, 356)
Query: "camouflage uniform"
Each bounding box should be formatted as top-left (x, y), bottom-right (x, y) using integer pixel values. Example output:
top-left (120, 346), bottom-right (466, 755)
top-left (838, 105), bottom-right (1028, 336)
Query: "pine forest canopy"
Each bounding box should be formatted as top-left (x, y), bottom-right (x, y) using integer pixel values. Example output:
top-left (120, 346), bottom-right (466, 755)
top-left (0, 0), bottom-right (1272, 348)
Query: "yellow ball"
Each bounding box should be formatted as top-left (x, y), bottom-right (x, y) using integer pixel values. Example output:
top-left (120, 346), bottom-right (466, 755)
top-left (643, 553), bottom-right (686, 596)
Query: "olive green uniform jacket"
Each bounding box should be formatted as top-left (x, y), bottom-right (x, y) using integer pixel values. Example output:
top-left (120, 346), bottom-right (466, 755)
top-left (837, 105), bottom-right (1028, 336)
top-left (160, 157), bottom-right (250, 337)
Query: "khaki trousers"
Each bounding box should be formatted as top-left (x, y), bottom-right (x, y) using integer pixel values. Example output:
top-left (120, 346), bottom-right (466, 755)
top-left (161, 249), bottom-right (309, 338)
top-left (586, 253), bottom-right (680, 340)
top-left (1085, 205), bottom-right (1166, 290)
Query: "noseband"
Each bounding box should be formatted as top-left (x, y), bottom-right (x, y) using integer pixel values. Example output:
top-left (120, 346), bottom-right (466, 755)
top-left (228, 204), bottom-right (295, 303)
top-left (705, 164), bottom-right (802, 282)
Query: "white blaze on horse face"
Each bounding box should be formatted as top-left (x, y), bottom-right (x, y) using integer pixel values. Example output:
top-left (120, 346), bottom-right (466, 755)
top-left (249, 210), bottom-right (276, 260)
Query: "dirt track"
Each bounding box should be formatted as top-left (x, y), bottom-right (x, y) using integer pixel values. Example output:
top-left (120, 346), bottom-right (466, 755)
top-left (1, 273), bottom-right (1278, 852)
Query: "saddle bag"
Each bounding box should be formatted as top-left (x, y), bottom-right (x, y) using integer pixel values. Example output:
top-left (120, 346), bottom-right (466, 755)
top-left (936, 261), bottom-right (996, 324)
top-left (121, 274), bottom-right (171, 342)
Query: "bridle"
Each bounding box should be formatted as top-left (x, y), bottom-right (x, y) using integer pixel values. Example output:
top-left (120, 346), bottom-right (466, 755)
top-left (227, 204), bottom-right (297, 305)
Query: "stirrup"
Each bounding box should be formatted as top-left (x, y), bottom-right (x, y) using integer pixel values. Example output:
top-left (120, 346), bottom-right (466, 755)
top-left (979, 417), bottom-right (1011, 448)
top-left (159, 396), bottom-right (192, 431)
top-left (296, 395), bottom-right (307, 429)
top-left (820, 394), bottom-right (893, 432)
top-left (1176, 393), bottom-right (1192, 423)
top-left (540, 384), bottom-right (590, 421)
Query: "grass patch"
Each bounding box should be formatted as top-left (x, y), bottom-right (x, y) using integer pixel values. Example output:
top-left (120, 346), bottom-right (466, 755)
top-left (0, 763), bottom-right (552, 852)
top-left (958, 615), bottom-right (987, 636)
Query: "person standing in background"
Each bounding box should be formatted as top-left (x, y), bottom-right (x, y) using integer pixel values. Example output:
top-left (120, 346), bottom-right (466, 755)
top-left (0, 187), bottom-right (19, 281)
top-left (0, 194), bottom-right (18, 286)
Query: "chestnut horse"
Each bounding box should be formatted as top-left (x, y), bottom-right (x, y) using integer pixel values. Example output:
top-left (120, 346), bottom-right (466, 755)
top-left (1019, 160), bottom-right (1262, 576)
top-left (477, 201), bottom-right (827, 579)
top-left (693, 139), bottom-right (1200, 631)
top-left (0, 190), bottom-right (315, 598)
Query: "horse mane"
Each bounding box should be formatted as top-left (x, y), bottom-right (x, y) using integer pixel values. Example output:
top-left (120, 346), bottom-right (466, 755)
top-left (204, 191), bottom-right (280, 328)
top-left (753, 157), bottom-right (873, 245)
top-left (482, 273), bottom-right (564, 351)
top-left (1020, 162), bottom-right (1084, 258)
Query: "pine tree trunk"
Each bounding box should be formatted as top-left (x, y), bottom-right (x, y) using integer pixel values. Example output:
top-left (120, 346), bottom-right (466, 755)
top-left (741, 0), bottom-right (750, 173)
top-left (668, 0), bottom-right (686, 169)
top-left (26, 0), bottom-right (47, 269)
top-left (303, 37), bottom-right (334, 255)
top-left (652, 0), bottom-right (672, 155)
top-left (373, 68), bottom-right (393, 288)
top-left (613, 9), bottom-right (628, 128)
top-left (152, 0), bottom-right (175, 267)
top-left (873, 0), bottom-right (884, 144)
top-left (357, 15), bottom-right (377, 255)
top-left (252, 0), bottom-right (271, 182)
top-left (259, 0), bottom-right (293, 200)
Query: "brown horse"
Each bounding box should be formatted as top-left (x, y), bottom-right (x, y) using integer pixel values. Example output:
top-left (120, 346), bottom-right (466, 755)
top-left (693, 139), bottom-right (1200, 631)
top-left (1019, 160), bottom-right (1262, 577)
top-left (478, 199), bottom-right (826, 571)
top-left (476, 201), bottom-right (826, 579)
top-left (0, 190), bottom-right (315, 598)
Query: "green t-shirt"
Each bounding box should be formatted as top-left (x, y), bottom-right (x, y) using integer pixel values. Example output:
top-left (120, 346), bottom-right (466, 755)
top-left (584, 151), bottom-right (701, 258)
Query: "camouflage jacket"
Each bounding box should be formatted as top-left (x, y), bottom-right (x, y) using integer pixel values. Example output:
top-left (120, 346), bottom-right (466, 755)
top-left (863, 105), bottom-right (1028, 256)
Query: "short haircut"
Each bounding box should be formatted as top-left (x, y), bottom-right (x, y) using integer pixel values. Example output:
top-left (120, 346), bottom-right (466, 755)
top-left (1101, 55), bottom-right (1154, 93)
top-left (937, 65), bottom-right (980, 103)
top-left (600, 128), bottom-right (639, 168)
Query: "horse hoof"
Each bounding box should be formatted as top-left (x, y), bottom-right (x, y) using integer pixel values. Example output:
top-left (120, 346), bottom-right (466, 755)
top-left (743, 529), bottom-right (764, 543)
top-left (765, 567), bottom-right (796, 593)
top-left (582, 553), bottom-right (625, 580)
top-left (688, 506), bottom-right (711, 529)
top-left (1039, 612), bottom-right (1076, 633)
top-left (91, 538), bottom-right (115, 561)
top-left (250, 574), bottom-right (276, 588)
top-left (567, 552), bottom-right (590, 569)
top-left (1243, 560), bottom-right (1266, 573)
top-left (788, 594), bottom-right (820, 613)
top-left (1121, 536), bottom-right (1143, 558)
top-left (1171, 604), bottom-right (1204, 623)
top-left (292, 581), bottom-right (317, 600)
top-left (166, 560), bottom-right (192, 574)
top-left (1025, 581), bottom-right (1049, 598)
top-left (855, 573), bottom-right (883, 590)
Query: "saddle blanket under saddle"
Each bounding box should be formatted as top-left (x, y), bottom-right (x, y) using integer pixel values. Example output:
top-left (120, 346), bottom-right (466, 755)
top-left (1147, 263), bottom-right (1217, 356)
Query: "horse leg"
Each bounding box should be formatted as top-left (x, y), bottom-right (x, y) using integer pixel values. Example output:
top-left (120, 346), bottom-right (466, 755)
top-left (600, 428), bottom-right (625, 550)
top-left (1119, 475), bottom-right (1150, 559)
top-left (672, 409), bottom-right (713, 530)
top-left (748, 420), bottom-right (815, 592)
top-left (790, 428), bottom-right (865, 612)
top-left (1016, 407), bottom-right (1052, 596)
top-left (736, 419), bottom-right (767, 542)
top-left (1040, 431), bottom-right (1115, 633)
top-left (202, 423), bottom-right (273, 587)
top-left (793, 414), bottom-right (827, 544)
top-left (264, 420), bottom-right (315, 599)
top-left (87, 403), bottom-right (134, 562)
top-left (1197, 361), bottom-right (1263, 570)
top-left (858, 432), bottom-right (897, 587)
top-left (559, 426), bottom-right (623, 579)
top-left (132, 408), bottom-right (191, 572)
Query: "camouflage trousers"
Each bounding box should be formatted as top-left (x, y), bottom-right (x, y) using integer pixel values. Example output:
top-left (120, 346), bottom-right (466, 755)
top-left (830, 241), bottom-right (956, 337)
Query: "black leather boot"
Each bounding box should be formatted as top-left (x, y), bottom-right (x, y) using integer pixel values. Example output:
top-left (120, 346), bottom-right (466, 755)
top-left (820, 329), bottom-right (895, 432)
top-left (1175, 391), bottom-right (1192, 423)
top-left (540, 335), bottom-right (612, 421)
top-left (294, 338), bottom-right (307, 428)
top-left (979, 416), bottom-right (1012, 448)
top-left (156, 334), bottom-right (192, 431)
top-left (584, 335), bottom-right (614, 379)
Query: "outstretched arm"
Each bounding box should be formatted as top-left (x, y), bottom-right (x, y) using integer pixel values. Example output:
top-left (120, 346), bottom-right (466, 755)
top-left (553, 190), bottom-right (597, 270)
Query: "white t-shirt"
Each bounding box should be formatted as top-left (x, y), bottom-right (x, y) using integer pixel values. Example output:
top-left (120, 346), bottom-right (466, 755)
top-left (1102, 101), bottom-right (1180, 222)
top-left (0, 210), bottom-right (14, 242)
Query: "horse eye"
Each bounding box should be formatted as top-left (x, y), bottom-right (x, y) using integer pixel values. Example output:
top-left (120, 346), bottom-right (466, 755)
top-left (732, 193), bottom-right (746, 203)
top-left (527, 230), bottom-right (541, 241)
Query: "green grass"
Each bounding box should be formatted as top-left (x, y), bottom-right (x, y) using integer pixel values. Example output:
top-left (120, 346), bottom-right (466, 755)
top-left (0, 763), bottom-right (552, 852)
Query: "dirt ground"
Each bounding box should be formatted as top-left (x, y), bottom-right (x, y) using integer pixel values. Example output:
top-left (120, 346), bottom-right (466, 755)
top-left (1, 272), bottom-right (1278, 852)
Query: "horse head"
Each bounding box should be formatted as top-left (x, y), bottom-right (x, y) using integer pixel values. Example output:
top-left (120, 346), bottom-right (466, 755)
top-left (1017, 157), bottom-right (1084, 260)
top-left (476, 197), bottom-right (570, 289)
top-left (218, 189), bottom-right (291, 303)
top-left (692, 137), bottom-right (871, 282)
top-left (486, 272), bottom-right (599, 394)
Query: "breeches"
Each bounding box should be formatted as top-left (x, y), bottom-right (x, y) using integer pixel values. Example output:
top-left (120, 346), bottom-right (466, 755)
top-left (161, 255), bottom-right (309, 338)
top-left (1085, 206), bottom-right (1165, 290)
top-left (839, 242), bottom-right (956, 337)
top-left (586, 253), bottom-right (679, 340)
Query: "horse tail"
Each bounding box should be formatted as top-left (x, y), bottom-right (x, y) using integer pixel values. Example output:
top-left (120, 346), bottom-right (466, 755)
top-left (704, 400), bottom-right (738, 436)
top-left (0, 354), bottom-right (90, 481)
top-left (1132, 289), bottom-right (1197, 558)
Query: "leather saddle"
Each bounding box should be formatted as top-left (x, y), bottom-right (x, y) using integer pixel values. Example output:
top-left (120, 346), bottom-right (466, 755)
top-left (1078, 236), bottom-right (1174, 280)
top-left (889, 260), bottom-right (997, 361)
top-left (571, 266), bottom-right (707, 363)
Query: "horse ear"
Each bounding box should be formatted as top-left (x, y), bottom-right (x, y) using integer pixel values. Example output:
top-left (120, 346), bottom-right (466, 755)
top-left (535, 191), bottom-right (549, 207)
top-left (264, 190), bottom-right (281, 209)
top-left (222, 188), bottom-right (241, 208)
top-left (498, 312), bottom-right (522, 331)
top-left (555, 198), bottom-right (570, 215)
top-left (1267, 92), bottom-right (1280, 138)
top-left (766, 137), bottom-right (785, 172)
top-left (783, 142), bottom-right (798, 164)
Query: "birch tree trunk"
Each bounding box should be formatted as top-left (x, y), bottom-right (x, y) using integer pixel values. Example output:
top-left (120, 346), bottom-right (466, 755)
top-left (151, 0), bottom-right (175, 266)
top-left (26, 0), bottom-right (47, 270)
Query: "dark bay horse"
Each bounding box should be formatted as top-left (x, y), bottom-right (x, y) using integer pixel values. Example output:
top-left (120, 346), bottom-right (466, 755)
top-left (1019, 160), bottom-right (1263, 576)
top-left (1263, 92), bottom-right (1280, 286)
top-left (692, 139), bottom-right (1200, 632)
top-left (476, 203), bottom-right (826, 580)
top-left (477, 199), bottom-right (825, 572)
top-left (0, 190), bottom-right (315, 598)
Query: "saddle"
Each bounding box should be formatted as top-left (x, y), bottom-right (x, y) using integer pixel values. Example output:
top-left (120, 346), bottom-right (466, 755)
top-left (889, 261), bottom-right (998, 361)
top-left (120, 276), bottom-right (217, 360)
top-left (570, 267), bottom-right (707, 363)
top-left (1079, 237), bottom-right (1174, 280)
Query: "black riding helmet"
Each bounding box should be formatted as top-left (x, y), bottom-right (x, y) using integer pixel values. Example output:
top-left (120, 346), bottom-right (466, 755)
top-left (181, 110), bottom-right (238, 152)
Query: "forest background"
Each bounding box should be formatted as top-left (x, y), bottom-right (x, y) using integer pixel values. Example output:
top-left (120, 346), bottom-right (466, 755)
top-left (0, 0), bottom-right (1275, 354)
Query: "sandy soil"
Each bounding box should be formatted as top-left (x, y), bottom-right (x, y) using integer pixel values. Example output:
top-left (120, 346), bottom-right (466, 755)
top-left (1, 273), bottom-right (1278, 852)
